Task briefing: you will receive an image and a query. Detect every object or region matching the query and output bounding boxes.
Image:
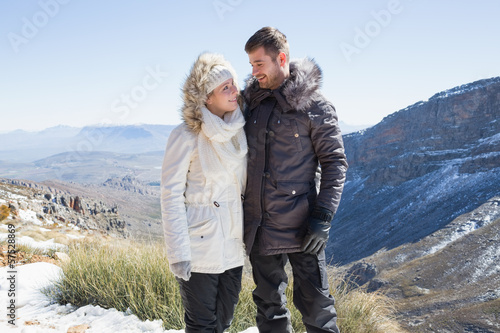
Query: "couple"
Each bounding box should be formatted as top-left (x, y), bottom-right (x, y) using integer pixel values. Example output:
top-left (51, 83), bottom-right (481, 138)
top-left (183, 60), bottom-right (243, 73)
top-left (161, 27), bottom-right (348, 333)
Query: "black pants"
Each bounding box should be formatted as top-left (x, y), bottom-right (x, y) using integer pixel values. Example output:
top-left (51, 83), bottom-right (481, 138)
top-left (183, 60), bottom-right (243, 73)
top-left (177, 266), bottom-right (242, 333)
top-left (250, 246), bottom-right (339, 333)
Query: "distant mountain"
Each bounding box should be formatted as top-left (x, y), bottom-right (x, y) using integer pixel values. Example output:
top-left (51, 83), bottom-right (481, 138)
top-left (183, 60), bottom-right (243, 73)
top-left (0, 121), bottom-right (368, 164)
top-left (0, 150), bottom-right (163, 184)
top-left (338, 121), bottom-right (370, 134)
top-left (0, 124), bottom-right (176, 163)
top-left (0, 125), bottom-right (81, 162)
top-left (329, 76), bottom-right (500, 265)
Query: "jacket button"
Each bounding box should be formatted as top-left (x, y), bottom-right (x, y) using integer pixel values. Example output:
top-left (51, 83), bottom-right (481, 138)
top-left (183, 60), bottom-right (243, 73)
top-left (294, 133), bottom-right (299, 138)
top-left (213, 201), bottom-right (220, 207)
top-left (292, 190), bottom-right (296, 195)
top-left (268, 131), bottom-right (275, 137)
top-left (264, 212), bottom-right (270, 218)
top-left (263, 172), bottom-right (270, 178)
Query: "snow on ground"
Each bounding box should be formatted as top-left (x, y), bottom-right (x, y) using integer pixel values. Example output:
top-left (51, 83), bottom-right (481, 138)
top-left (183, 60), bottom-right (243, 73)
top-left (471, 241), bottom-right (500, 283)
top-left (0, 234), bottom-right (67, 252)
top-left (17, 209), bottom-right (45, 226)
top-left (0, 262), bottom-right (259, 332)
top-left (0, 230), bottom-right (258, 333)
top-left (0, 190), bottom-right (28, 202)
top-left (426, 199), bottom-right (500, 256)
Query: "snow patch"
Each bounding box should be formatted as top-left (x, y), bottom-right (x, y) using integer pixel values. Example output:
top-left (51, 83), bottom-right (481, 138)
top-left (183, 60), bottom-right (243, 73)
top-left (0, 189), bottom-right (27, 201)
top-left (0, 233), bottom-right (66, 252)
top-left (429, 77), bottom-right (500, 100)
top-left (0, 263), bottom-right (261, 332)
top-left (471, 244), bottom-right (500, 283)
top-left (426, 199), bottom-right (500, 256)
top-left (18, 209), bottom-right (44, 226)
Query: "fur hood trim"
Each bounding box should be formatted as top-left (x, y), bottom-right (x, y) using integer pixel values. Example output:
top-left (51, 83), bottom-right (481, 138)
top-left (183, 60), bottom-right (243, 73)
top-left (181, 53), bottom-right (239, 133)
top-left (243, 57), bottom-right (323, 112)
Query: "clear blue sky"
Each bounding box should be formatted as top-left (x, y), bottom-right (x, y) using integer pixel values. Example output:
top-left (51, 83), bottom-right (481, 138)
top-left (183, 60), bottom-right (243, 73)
top-left (1, 0), bottom-right (499, 132)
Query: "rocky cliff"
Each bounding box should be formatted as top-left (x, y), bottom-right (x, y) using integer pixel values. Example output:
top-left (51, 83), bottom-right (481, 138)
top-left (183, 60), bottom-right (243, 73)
top-left (329, 76), bottom-right (500, 265)
top-left (0, 178), bottom-right (129, 238)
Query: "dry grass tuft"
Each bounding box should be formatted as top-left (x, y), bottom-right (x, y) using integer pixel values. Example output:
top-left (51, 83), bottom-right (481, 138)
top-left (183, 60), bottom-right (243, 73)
top-left (45, 239), bottom-right (406, 332)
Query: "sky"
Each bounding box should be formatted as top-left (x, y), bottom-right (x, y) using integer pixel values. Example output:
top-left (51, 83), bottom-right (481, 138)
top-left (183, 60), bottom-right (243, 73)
top-left (1, 0), bottom-right (499, 133)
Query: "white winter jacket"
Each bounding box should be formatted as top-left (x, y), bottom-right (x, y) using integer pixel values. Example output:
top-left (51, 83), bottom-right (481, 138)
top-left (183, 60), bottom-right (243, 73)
top-left (161, 124), bottom-right (246, 273)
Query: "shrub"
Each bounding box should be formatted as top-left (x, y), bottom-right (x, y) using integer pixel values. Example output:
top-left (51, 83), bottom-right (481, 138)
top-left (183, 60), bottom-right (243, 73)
top-left (0, 204), bottom-right (10, 222)
top-left (48, 239), bottom-right (184, 328)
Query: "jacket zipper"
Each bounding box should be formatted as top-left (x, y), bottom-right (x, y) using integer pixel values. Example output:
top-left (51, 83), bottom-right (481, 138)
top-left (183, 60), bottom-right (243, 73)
top-left (259, 99), bottom-right (276, 227)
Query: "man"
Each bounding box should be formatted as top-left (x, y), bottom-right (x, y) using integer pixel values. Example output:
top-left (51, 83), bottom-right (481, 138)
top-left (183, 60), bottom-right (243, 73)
top-left (242, 27), bottom-right (348, 333)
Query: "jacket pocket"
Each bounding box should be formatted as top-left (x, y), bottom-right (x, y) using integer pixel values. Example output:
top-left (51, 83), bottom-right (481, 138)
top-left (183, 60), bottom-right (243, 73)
top-left (272, 115), bottom-right (304, 153)
top-left (289, 119), bottom-right (303, 152)
top-left (187, 206), bottom-right (217, 239)
top-left (276, 181), bottom-right (311, 197)
top-left (188, 213), bottom-right (221, 265)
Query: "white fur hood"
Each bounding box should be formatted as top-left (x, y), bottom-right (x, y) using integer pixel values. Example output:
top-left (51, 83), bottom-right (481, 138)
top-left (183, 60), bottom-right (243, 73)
top-left (180, 53), bottom-right (239, 133)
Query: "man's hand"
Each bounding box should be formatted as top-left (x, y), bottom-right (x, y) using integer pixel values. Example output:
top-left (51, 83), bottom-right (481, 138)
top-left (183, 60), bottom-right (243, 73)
top-left (301, 207), bottom-right (333, 255)
top-left (170, 261), bottom-right (192, 281)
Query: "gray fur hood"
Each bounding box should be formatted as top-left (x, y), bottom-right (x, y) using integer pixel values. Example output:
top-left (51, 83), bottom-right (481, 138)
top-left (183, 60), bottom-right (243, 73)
top-left (181, 53), bottom-right (239, 133)
top-left (243, 57), bottom-right (323, 112)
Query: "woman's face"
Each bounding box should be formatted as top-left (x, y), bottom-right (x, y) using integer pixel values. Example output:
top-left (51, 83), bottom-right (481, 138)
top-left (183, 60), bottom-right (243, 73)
top-left (206, 78), bottom-right (238, 118)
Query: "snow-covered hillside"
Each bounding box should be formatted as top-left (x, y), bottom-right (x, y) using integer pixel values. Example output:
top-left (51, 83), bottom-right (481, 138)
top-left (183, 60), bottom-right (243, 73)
top-left (331, 76), bottom-right (500, 265)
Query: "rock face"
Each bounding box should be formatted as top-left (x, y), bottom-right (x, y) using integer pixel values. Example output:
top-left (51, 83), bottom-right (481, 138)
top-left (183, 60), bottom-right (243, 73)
top-left (343, 262), bottom-right (378, 288)
top-left (328, 77), bottom-right (500, 265)
top-left (0, 178), bottom-right (129, 238)
top-left (102, 175), bottom-right (157, 196)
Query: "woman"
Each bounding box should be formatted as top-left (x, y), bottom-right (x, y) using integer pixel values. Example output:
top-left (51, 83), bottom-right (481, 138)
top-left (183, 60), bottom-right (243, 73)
top-left (161, 53), bottom-right (247, 332)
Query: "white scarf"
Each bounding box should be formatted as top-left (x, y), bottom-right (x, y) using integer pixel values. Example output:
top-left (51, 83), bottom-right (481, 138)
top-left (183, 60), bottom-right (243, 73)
top-left (198, 106), bottom-right (248, 189)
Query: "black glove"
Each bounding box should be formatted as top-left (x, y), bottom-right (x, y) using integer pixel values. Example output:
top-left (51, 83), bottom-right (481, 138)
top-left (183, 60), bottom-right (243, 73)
top-left (301, 207), bottom-right (334, 255)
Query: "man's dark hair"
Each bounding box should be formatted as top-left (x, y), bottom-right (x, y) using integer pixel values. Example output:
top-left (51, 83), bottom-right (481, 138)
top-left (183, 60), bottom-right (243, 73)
top-left (245, 27), bottom-right (289, 63)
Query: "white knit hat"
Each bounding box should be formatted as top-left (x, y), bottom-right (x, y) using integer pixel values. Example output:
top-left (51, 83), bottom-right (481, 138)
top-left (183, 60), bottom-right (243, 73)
top-left (206, 65), bottom-right (233, 94)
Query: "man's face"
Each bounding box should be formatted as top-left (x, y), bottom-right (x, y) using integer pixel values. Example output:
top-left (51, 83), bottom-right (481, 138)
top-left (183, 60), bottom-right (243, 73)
top-left (248, 46), bottom-right (285, 90)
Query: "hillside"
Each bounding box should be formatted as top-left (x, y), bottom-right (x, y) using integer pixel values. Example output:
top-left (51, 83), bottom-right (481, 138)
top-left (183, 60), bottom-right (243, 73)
top-left (342, 197), bottom-right (500, 332)
top-left (0, 179), bottom-right (129, 239)
top-left (329, 76), bottom-right (500, 265)
top-left (330, 77), bottom-right (500, 332)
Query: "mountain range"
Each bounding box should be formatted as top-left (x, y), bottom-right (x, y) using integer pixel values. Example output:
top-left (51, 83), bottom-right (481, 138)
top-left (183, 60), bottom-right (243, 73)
top-left (0, 122), bottom-right (369, 164)
top-left (329, 76), bottom-right (500, 265)
top-left (330, 76), bottom-right (500, 332)
top-left (0, 124), bottom-right (175, 163)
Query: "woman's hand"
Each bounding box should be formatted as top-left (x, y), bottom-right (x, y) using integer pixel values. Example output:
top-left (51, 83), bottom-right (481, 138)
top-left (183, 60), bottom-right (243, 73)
top-left (170, 261), bottom-right (192, 281)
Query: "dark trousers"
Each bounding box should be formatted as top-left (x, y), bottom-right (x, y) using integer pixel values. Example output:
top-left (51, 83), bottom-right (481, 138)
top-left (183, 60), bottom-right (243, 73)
top-left (177, 266), bottom-right (243, 333)
top-left (250, 245), bottom-right (339, 333)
